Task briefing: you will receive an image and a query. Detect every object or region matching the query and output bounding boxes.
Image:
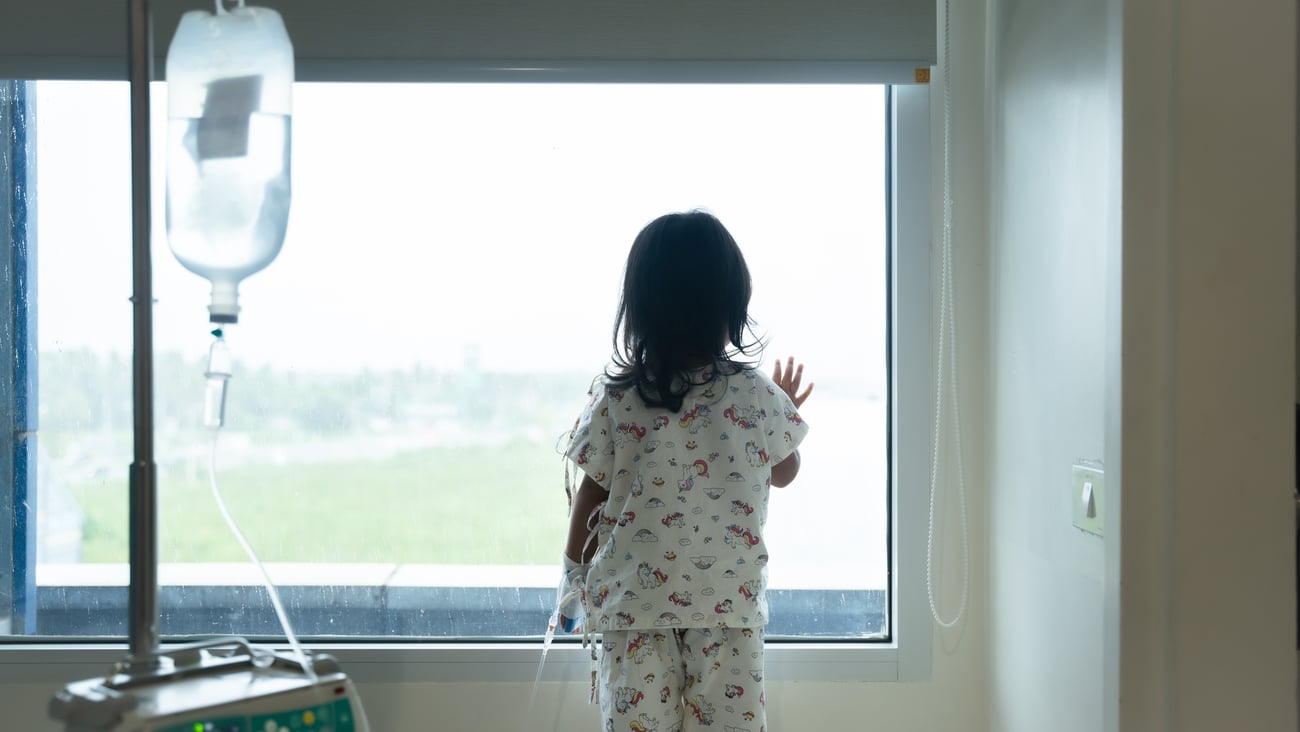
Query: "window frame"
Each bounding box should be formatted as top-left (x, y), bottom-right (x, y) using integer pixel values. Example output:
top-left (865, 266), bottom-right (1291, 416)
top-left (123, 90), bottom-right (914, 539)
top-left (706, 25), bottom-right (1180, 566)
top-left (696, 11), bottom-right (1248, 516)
top-left (0, 74), bottom-right (932, 684)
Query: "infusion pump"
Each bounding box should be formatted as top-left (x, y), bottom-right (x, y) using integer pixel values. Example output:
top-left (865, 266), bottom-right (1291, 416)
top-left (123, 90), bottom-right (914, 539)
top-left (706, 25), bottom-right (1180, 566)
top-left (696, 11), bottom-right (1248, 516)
top-left (50, 638), bottom-right (370, 732)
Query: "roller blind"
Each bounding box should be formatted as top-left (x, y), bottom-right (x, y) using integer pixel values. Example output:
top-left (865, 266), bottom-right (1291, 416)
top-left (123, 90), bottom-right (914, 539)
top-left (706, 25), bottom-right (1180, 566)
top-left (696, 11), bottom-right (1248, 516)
top-left (0, 0), bottom-right (936, 82)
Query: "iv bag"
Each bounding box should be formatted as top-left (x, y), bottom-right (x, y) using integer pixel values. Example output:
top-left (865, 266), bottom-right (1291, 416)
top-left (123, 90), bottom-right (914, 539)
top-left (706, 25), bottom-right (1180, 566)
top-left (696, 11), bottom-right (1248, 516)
top-left (166, 2), bottom-right (294, 323)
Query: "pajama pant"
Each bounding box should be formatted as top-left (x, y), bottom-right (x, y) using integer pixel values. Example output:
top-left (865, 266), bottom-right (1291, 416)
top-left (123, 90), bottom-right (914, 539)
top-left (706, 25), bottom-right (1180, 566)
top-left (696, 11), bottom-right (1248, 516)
top-left (597, 626), bottom-right (765, 732)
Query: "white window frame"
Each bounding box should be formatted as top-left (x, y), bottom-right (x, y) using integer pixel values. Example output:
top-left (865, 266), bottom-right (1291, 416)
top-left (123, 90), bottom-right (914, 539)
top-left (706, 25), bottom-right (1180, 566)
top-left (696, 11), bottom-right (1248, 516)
top-left (0, 75), bottom-right (931, 685)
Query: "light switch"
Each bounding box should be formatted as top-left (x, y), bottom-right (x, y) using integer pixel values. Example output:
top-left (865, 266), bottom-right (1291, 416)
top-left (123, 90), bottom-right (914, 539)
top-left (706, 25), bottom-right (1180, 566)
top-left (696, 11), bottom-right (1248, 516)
top-left (1072, 462), bottom-right (1104, 536)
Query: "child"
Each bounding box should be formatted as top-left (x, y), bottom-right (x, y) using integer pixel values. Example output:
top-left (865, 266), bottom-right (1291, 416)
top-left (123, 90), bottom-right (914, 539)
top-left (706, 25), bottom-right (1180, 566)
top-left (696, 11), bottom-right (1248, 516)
top-left (561, 210), bottom-right (812, 732)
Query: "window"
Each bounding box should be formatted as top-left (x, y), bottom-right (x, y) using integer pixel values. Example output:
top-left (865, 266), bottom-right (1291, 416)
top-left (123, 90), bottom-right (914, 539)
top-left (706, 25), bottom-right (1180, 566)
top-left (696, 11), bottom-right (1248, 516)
top-left (1, 78), bottom-right (931, 681)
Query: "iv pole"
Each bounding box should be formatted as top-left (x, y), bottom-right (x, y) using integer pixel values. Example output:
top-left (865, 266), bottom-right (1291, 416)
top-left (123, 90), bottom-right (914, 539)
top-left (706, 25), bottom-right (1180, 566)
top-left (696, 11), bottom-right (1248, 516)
top-left (125, 0), bottom-right (162, 673)
top-left (52, 5), bottom-right (370, 729)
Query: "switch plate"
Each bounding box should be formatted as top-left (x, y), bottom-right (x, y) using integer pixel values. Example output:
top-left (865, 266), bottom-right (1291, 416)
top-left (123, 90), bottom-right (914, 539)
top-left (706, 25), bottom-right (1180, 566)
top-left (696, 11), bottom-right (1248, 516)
top-left (1072, 462), bottom-right (1104, 536)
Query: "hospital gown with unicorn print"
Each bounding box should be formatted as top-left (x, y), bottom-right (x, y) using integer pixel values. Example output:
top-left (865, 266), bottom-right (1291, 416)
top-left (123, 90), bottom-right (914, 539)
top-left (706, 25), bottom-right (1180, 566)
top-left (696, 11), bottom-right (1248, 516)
top-left (565, 367), bottom-right (809, 631)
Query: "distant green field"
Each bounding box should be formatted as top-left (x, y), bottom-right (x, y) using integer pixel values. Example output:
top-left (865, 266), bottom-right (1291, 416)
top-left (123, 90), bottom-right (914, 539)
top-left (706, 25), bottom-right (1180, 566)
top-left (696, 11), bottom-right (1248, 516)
top-left (66, 440), bottom-right (572, 565)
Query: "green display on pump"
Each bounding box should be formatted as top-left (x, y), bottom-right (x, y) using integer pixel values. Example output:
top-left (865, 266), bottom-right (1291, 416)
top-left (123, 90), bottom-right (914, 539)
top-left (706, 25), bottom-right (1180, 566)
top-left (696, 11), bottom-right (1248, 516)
top-left (161, 699), bottom-right (356, 732)
top-left (159, 718), bottom-right (246, 732)
top-left (248, 698), bottom-right (357, 732)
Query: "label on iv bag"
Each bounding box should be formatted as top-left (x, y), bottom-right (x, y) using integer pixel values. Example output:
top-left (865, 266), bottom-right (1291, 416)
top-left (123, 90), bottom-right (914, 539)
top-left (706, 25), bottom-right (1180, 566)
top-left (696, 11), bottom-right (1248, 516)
top-left (198, 75), bottom-right (263, 159)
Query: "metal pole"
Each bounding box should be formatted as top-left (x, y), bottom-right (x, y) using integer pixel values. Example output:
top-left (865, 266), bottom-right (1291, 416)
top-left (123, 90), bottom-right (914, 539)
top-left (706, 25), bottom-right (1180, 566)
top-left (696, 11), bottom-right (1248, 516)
top-left (126, 0), bottom-right (161, 671)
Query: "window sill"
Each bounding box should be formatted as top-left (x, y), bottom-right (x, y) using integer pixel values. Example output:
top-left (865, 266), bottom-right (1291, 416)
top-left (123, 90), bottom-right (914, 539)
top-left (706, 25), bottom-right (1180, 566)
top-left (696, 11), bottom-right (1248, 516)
top-left (0, 641), bottom-right (904, 684)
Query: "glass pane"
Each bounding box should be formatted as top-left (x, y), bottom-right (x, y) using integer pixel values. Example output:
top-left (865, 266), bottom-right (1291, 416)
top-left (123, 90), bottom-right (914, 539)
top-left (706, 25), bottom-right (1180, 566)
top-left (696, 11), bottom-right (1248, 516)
top-left (22, 81), bottom-right (887, 639)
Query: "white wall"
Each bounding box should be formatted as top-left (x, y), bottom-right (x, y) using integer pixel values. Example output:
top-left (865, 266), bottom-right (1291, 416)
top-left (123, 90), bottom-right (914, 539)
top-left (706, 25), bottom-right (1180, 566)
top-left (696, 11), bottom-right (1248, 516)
top-left (1112, 0), bottom-right (1296, 730)
top-left (982, 0), bottom-right (1116, 730)
top-left (980, 0), bottom-right (1296, 731)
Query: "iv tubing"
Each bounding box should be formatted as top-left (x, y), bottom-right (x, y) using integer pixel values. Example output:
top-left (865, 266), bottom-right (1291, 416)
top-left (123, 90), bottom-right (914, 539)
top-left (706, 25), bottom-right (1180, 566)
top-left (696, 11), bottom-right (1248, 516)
top-left (925, 0), bottom-right (971, 630)
top-left (529, 470), bottom-right (605, 714)
top-left (207, 428), bottom-right (317, 682)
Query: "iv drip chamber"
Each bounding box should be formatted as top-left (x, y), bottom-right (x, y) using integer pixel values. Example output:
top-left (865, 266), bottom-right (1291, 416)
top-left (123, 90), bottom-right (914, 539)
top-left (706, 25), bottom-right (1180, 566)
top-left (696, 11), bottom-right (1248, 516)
top-left (165, 2), bottom-right (294, 324)
top-left (204, 329), bottom-right (233, 428)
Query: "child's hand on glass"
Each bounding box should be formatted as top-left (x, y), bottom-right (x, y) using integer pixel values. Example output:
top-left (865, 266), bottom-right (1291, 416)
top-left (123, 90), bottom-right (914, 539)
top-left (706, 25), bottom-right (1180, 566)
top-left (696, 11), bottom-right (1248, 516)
top-left (772, 357), bottom-right (814, 408)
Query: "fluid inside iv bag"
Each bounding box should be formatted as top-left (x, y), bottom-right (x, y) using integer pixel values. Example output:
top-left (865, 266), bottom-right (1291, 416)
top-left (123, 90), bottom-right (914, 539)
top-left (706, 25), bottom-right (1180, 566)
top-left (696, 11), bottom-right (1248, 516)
top-left (166, 4), bottom-right (294, 324)
top-left (167, 106), bottom-right (290, 322)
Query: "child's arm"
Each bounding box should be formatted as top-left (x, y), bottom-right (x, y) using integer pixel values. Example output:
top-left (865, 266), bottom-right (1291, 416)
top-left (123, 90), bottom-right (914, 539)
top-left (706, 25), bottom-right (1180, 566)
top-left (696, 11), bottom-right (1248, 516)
top-left (771, 357), bottom-right (814, 489)
top-left (564, 475), bottom-right (610, 564)
top-left (772, 451), bottom-right (800, 488)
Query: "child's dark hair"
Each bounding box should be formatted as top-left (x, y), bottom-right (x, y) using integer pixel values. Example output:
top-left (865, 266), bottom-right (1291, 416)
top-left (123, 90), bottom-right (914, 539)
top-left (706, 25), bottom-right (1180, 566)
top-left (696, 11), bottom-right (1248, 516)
top-left (606, 210), bottom-right (761, 412)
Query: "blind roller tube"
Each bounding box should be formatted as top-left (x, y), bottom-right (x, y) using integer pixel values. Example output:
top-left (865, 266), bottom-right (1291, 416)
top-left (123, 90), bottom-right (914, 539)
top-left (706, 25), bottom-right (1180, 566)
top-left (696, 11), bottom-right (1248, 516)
top-left (0, 0), bottom-right (936, 82)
